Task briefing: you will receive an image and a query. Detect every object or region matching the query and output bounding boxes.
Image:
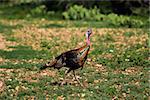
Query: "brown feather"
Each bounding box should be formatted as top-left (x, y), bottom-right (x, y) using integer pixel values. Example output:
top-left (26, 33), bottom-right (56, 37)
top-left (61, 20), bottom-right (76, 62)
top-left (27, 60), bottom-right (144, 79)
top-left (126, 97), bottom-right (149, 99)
top-left (40, 59), bottom-right (57, 70)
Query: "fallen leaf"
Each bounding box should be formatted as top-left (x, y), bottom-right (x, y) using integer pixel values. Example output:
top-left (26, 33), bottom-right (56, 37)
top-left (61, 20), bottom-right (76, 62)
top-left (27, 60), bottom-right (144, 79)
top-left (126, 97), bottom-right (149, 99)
top-left (57, 95), bottom-right (65, 100)
top-left (0, 80), bottom-right (5, 92)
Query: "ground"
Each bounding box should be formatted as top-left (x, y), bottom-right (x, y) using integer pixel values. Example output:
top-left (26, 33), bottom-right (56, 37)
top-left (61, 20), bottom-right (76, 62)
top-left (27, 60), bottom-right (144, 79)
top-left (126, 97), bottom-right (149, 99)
top-left (0, 12), bottom-right (149, 100)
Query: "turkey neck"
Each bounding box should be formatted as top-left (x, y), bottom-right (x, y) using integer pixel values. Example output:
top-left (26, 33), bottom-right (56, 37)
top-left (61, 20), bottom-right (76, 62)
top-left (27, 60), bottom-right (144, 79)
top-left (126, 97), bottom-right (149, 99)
top-left (86, 34), bottom-right (90, 46)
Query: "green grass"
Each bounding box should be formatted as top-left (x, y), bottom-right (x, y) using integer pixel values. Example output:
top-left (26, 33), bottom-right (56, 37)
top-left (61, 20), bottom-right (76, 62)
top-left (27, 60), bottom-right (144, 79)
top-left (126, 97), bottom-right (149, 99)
top-left (0, 4), bottom-right (149, 100)
top-left (0, 45), bottom-right (51, 60)
top-left (0, 23), bottom-right (22, 35)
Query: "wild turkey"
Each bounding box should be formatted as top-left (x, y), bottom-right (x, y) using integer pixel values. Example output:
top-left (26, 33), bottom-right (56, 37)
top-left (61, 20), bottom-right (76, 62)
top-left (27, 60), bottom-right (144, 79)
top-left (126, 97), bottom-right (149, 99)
top-left (40, 29), bottom-right (92, 87)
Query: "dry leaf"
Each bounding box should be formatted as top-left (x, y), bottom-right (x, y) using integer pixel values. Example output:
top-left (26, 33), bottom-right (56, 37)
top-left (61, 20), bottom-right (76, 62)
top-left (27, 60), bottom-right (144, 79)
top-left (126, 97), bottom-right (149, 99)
top-left (57, 95), bottom-right (65, 100)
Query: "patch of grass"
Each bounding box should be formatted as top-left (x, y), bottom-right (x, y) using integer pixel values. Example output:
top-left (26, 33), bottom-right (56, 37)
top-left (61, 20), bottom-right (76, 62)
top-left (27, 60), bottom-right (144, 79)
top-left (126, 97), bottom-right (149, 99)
top-left (0, 4), bottom-right (33, 19)
top-left (0, 45), bottom-right (51, 60)
top-left (117, 44), bottom-right (148, 68)
top-left (123, 32), bottom-right (135, 37)
top-left (0, 23), bottom-right (22, 35)
top-left (101, 33), bottom-right (115, 42)
top-left (94, 71), bottom-right (149, 99)
top-left (95, 43), bottom-right (149, 69)
top-left (5, 36), bottom-right (18, 42)
top-left (0, 62), bottom-right (37, 70)
top-left (40, 37), bottom-right (61, 49)
top-left (40, 40), bottom-right (50, 48)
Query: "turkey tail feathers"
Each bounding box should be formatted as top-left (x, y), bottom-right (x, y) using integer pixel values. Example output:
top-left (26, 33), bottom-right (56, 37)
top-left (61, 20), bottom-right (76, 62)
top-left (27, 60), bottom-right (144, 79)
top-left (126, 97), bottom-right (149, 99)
top-left (40, 59), bottom-right (56, 70)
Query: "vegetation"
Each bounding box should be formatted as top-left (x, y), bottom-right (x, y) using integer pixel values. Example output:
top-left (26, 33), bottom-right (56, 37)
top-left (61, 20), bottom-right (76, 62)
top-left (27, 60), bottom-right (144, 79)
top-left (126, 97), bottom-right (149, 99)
top-left (63, 5), bottom-right (148, 28)
top-left (0, 2), bottom-right (149, 99)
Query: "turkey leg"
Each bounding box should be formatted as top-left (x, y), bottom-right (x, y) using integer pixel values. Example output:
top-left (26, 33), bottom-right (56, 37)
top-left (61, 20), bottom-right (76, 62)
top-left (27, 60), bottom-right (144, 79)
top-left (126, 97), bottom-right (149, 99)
top-left (73, 70), bottom-right (84, 87)
top-left (60, 69), bottom-right (71, 86)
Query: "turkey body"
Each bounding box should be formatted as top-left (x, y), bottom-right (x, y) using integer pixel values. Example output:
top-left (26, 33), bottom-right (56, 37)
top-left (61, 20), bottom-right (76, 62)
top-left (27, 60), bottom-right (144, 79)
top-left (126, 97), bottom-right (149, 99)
top-left (41, 45), bottom-right (90, 71)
